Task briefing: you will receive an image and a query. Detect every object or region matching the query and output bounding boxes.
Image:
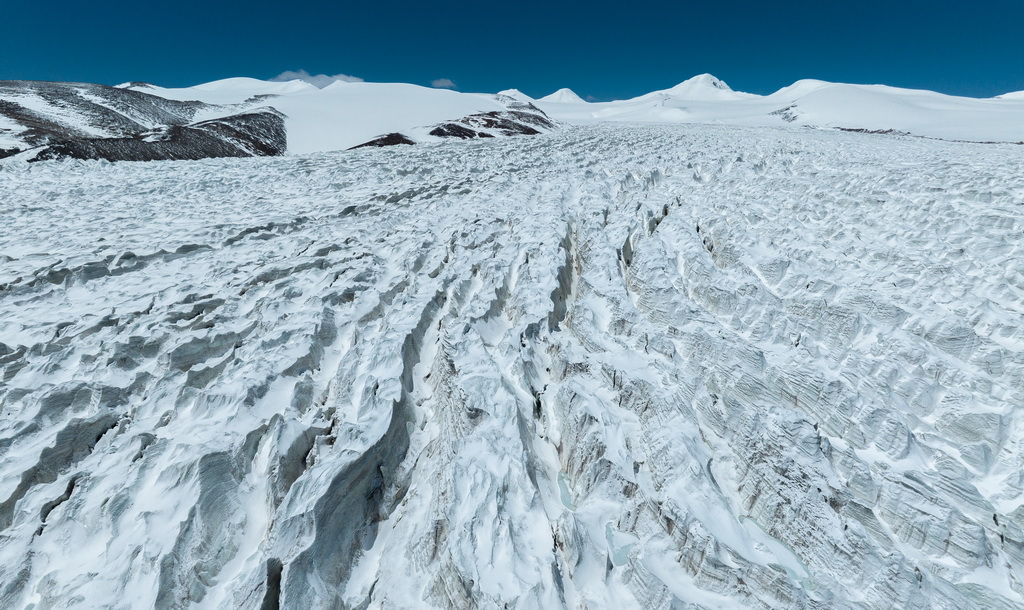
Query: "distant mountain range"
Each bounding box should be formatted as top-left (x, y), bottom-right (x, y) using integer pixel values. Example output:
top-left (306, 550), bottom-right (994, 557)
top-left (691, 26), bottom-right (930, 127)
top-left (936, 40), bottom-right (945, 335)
top-left (529, 74), bottom-right (1024, 144)
top-left (1, 74), bottom-right (1021, 162)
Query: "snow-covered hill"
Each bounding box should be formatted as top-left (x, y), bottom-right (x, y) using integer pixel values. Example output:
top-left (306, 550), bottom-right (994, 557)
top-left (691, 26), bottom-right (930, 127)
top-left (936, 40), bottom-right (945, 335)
top-left (2, 122), bottom-right (1023, 608)
top-left (0, 79), bottom-right (554, 161)
top-left (124, 79), bottom-right (555, 154)
top-left (4, 73), bottom-right (1023, 162)
top-left (536, 74), bottom-right (1024, 143)
top-left (539, 87), bottom-right (588, 104)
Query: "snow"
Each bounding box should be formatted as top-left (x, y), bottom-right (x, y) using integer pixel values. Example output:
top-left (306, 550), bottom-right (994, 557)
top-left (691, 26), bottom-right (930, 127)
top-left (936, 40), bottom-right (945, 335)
top-left (133, 79), bottom-right (509, 153)
top-left (267, 83), bottom-right (507, 154)
top-left (994, 90), bottom-right (1024, 100)
top-left (129, 77), bottom-right (321, 104)
top-left (0, 113), bottom-right (24, 149)
top-left (497, 88), bottom-right (534, 101)
top-left (652, 73), bottom-right (755, 101)
top-left (539, 87), bottom-right (587, 103)
top-left (534, 73), bottom-right (1024, 143)
top-left (2, 90), bottom-right (116, 139)
top-left (2, 122), bottom-right (1022, 608)
top-left (103, 74), bottom-right (1024, 156)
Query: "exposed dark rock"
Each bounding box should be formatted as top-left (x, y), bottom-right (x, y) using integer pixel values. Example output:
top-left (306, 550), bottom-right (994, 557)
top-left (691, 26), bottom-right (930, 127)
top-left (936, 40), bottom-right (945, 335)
top-left (350, 133), bottom-right (416, 148)
top-left (427, 123), bottom-right (480, 139)
top-left (30, 110), bottom-right (285, 162)
top-left (352, 97), bottom-right (556, 149)
top-left (770, 105), bottom-right (800, 123)
top-left (0, 80), bottom-right (286, 162)
top-left (836, 127), bottom-right (911, 136)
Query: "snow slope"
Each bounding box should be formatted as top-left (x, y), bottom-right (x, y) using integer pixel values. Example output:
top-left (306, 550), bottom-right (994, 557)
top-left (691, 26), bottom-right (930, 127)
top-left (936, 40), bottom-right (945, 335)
top-left (497, 88), bottom-right (534, 102)
top-left (2, 123), bottom-right (1023, 608)
top-left (535, 74), bottom-right (1024, 142)
top-left (539, 87), bottom-right (587, 104)
top-left (0, 80), bottom-right (286, 161)
top-left (132, 79), bottom-right (521, 153)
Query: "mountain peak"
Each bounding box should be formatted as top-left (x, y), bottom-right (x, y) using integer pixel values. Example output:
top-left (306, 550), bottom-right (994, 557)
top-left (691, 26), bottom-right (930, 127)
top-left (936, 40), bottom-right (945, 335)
top-left (539, 88), bottom-right (586, 103)
top-left (662, 74), bottom-right (735, 95)
top-left (497, 88), bottom-right (534, 102)
top-left (676, 73), bottom-right (731, 91)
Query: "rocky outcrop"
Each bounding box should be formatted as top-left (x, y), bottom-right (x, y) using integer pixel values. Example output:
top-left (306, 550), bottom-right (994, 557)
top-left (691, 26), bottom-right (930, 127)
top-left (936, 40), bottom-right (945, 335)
top-left (351, 132), bottom-right (416, 148)
top-left (350, 95), bottom-right (556, 148)
top-left (29, 110), bottom-right (286, 162)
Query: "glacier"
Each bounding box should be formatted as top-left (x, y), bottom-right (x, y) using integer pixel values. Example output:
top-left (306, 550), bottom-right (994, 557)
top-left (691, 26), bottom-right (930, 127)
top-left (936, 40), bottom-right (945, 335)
top-left (1, 122), bottom-right (1023, 609)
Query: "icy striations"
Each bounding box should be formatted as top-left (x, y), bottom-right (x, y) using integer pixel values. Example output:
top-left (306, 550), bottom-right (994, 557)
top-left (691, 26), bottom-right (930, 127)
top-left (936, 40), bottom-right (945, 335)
top-left (1, 123), bottom-right (1023, 609)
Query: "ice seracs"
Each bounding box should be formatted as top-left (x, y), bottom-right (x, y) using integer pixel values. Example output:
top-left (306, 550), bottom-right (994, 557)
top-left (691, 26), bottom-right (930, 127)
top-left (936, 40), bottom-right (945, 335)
top-left (1, 122), bottom-right (1022, 608)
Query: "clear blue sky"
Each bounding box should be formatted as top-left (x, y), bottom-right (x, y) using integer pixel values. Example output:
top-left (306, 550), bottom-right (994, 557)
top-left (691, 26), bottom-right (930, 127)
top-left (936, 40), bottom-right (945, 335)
top-left (2, 0), bottom-right (1022, 99)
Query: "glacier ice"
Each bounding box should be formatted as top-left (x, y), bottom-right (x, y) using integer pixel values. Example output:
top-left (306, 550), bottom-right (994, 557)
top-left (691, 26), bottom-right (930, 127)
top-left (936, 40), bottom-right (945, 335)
top-left (1, 123), bottom-right (1023, 608)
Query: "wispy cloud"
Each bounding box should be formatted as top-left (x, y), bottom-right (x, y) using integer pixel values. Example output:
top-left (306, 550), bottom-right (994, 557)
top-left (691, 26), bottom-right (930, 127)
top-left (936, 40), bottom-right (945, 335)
top-left (271, 69), bottom-right (364, 88)
top-left (431, 78), bottom-right (457, 89)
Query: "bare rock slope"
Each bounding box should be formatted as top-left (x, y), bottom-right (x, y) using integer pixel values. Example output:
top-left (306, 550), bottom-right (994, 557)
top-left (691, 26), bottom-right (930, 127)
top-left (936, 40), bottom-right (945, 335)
top-left (0, 80), bottom-right (286, 161)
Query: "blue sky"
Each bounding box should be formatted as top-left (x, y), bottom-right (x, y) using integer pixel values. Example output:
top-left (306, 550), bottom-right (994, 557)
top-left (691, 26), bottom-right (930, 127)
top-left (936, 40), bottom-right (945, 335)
top-left (2, 0), bottom-right (1022, 98)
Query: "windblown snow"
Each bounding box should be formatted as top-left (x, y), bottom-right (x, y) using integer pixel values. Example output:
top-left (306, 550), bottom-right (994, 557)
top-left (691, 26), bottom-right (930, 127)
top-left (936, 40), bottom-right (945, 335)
top-left (2, 121), bottom-right (1023, 609)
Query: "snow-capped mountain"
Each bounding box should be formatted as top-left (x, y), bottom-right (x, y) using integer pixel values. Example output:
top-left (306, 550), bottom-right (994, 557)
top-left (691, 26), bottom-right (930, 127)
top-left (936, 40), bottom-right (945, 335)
top-left (535, 74), bottom-right (1024, 143)
top-left (3, 74), bottom-right (1023, 163)
top-left (0, 79), bottom-right (555, 161)
top-left (539, 88), bottom-right (588, 104)
top-left (653, 73), bottom-right (754, 101)
top-left (122, 79), bottom-right (555, 154)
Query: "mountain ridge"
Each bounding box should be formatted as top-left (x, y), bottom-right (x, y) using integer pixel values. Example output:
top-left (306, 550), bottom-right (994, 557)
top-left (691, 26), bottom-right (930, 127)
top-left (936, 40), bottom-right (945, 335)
top-left (3, 74), bottom-right (1024, 162)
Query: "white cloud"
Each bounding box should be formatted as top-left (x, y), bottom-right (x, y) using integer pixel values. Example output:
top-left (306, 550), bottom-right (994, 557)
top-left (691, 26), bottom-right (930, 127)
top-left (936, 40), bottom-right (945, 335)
top-left (271, 69), bottom-right (364, 88)
top-left (431, 78), bottom-right (457, 89)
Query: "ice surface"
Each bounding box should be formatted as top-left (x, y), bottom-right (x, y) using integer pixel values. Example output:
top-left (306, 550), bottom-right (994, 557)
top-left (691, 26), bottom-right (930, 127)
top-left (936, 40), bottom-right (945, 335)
top-left (1, 123), bottom-right (1023, 608)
